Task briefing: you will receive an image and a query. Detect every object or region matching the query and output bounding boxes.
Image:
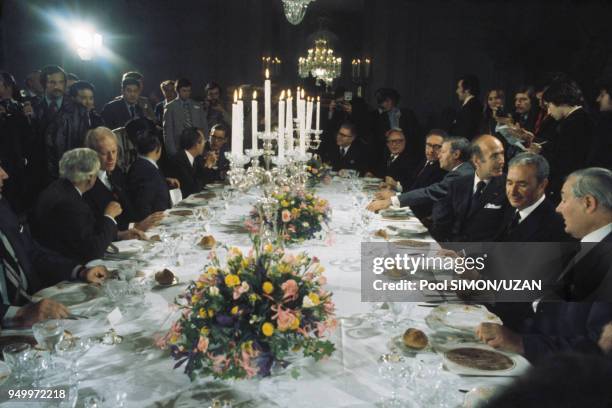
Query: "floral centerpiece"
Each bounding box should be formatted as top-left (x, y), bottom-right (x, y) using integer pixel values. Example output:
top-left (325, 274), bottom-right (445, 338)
top-left (305, 155), bottom-right (332, 186)
top-left (245, 188), bottom-right (331, 244)
top-left (157, 242), bottom-right (337, 380)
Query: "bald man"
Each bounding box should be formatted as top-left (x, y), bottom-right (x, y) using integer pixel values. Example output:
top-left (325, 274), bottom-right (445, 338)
top-left (432, 134), bottom-right (509, 242)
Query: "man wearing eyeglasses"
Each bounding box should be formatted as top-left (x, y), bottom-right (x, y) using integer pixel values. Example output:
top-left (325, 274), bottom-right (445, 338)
top-left (327, 122), bottom-right (367, 175)
top-left (366, 128), bottom-right (419, 192)
top-left (202, 124), bottom-right (230, 182)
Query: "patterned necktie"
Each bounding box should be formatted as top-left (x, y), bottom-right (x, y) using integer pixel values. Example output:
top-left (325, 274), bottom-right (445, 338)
top-left (0, 229), bottom-right (32, 306)
top-left (183, 102), bottom-right (192, 128)
top-left (129, 105), bottom-right (136, 119)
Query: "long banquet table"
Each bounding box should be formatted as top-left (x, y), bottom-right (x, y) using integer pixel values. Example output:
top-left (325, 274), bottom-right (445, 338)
top-left (0, 178), bottom-right (524, 407)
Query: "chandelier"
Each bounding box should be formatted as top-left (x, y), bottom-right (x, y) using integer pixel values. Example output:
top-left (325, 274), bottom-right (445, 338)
top-left (298, 39), bottom-right (342, 86)
top-left (282, 0), bottom-right (316, 25)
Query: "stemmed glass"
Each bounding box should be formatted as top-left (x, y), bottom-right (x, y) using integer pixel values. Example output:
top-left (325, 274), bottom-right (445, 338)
top-left (56, 337), bottom-right (93, 381)
top-left (32, 319), bottom-right (65, 369)
top-left (377, 353), bottom-right (411, 407)
top-left (2, 343), bottom-right (32, 385)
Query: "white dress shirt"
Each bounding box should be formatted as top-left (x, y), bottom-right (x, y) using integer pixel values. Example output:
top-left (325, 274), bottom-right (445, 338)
top-left (516, 194), bottom-right (546, 224)
top-left (185, 150), bottom-right (195, 166)
top-left (472, 173), bottom-right (491, 194)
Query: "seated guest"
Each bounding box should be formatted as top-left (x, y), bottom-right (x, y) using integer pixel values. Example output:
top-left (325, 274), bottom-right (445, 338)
top-left (496, 153), bottom-right (569, 242)
top-left (450, 74), bottom-right (482, 140)
top-left (127, 130), bottom-right (180, 221)
top-left (166, 127), bottom-right (210, 197)
top-left (513, 85), bottom-right (539, 132)
top-left (589, 78), bottom-right (612, 169)
top-left (163, 78), bottom-right (208, 156)
top-left (32, 148), bottom-right (122, 263)
top-left (1, 164), bottom-right (107, 327)
top-left (476, 168), bottom-right (612, 362)
top-left (368, 136), bottom-right (473, 216)
top-left (101, 76), bottom-right (144, 130)
top-left (202, 123), bottom-right (229, 182)
top-left (83, 127), bottom-right (164, 233)
top-left (432, 134), bottom-right (508, 242)
top-left (366, 128), bottom-right (419, 192)
top-left (69, 80), bottom-right (104, 129)
top-left (326, 122), bottom-right (367, 174)
top-left (541, 79), bottom-right (593, 202)
top-left (154, 80), bottom-right (176, 124)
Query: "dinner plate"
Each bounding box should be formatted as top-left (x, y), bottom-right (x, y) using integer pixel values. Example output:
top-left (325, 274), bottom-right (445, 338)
top-left (35, 283), bottom-right (101, 306)
top-left (395, 224), bottom-right (428, 235)
top-left (169, 209), bottom-right (193, 217)
top-left (0, 335), bottom-right (37, 356)
top-left (440, 343), bottom-right (530, 377)
top-left (362, 177), bottom-right (382, 183)
top-left (425, 304), bottom-right (502, 333)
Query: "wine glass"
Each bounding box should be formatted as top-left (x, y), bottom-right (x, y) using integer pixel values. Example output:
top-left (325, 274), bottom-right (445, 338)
top-left (383, 302), bottom-right (407, 332)
top-left (32, 319), bottom-right (65, 368)
top-left (377, 353), bottom-right (410, 407)
top-left (2, 342), bottom-right (32, 385)
top-left (56, 337), bottom-right (92, 381)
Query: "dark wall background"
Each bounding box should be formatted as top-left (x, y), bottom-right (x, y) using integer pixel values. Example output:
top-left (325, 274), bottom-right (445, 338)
top-left (2, 0), bottom-right (612, 127)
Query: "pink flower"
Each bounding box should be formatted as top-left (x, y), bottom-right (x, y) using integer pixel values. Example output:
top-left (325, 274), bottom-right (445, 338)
top-left (208, 352), bottom-right (229, 374)
top-left (239, 349), bottom-right (259, 378)
top-left (197, 336), bottom-right (209, 352)
top-left (316, 318), bottom-right (338, 337)
top-left (324, 300), bottom-right (336, 314)
top-left (272, 304), bottom-right (299, 331)
top-left (281, 209), bottom-right (291, 223)
top-left (233, 281), bottom-right (250, 300)
top-left (318, 276), bottom-right (327, 285)
top-left (281, 279), bottom-right (299, 301)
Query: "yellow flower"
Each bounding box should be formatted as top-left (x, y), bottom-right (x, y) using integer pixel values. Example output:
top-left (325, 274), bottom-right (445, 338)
top-left (241, 340), bottom-right (254, 354)
top-left (198, 308), bottom-right (207, 318)
top-left (308, 293), bottom-right (321, 306)
top-left (281, 200), bottom-right (290, 207)
top-left (200, 327), bottom-right (210, 336)
top-left (195, 281), bottom-right (205, 289)
top-left (262, 322), bottom-right (274, 337)
top-left (290, 315), bottom-right (301, 330)
top-left (241, 258), bottom-right (250, 269)
top-left (263, 243), bottom-right (274, 254)
top-left (208, 309), bottom-right (215, 318)
top-left (206, 266), bottom-right (218, 275)
top-left (231, 306), bottom-right (239, 315)
top-left (262, 281), bottom-right (274, 294)
top-left (169, 334), bottom-right (179, 344)
top-left (191, 294), bottom-right (201, 304)
top-left (224, 274), bottom-right (241, 287)
top-left (249, 293), bottom-right (259, 304)
top-left (229, 247), bottom-right (243, 258)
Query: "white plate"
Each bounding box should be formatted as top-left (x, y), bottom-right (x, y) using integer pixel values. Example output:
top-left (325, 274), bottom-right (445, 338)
top-left (395, 224), bottom-right (428, 235)
top-left (425, 304), bottom-right (502, 333)
top-left (0, 361), bottom-right (11, 385)
top-left (440, 342), bottom-right (530, 377)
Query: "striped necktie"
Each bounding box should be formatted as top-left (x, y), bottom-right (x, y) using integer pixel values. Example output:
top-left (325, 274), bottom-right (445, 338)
top-left (0, 229), bottom-right (32, 306)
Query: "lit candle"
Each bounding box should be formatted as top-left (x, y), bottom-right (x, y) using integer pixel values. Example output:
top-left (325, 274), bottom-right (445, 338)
top-left (286, 89), bottom-right (293, 152)
top-left (251, 91), bottom-right (258, 151)
top-left (278, 90), bottom-right (285, 159)
top-left (264, 69), bottom-right (271, 133)
top-left (316, 96), bottom-right (321, 132)
top-left (306, 97), bottom-right (313, 132)
top-left (237, 89), bottom-right (244, 155)
top-left (231, 89), bottom-right (239, 155)
top-left (299, 89), bottom-right (306, 154)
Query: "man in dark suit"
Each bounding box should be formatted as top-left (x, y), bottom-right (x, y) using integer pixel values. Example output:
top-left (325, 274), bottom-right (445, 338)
top-left (166, 127), bottom-right (211, 198)
top-left (101, 77), bottom-right (144, 130)
top-left (366, 128), bottom-right (419, 192)
top-left (83, 127), bottom-right (164, 233)
top-left (0, 164), bottom-right (107, 327)
top-left (432, 134), bottom-right (508, 242)
top-left (476, 167), bottom-right (612, 362)
top-left (450, 74), bottom-right (483, 140)
top-left (496, 153), bottom-right (569, 242)
top-left (127, 130), bottom-right (179, 221)
top-left (154, 80), bottom-right (176, 125)
top-left (541, 79), bottom-right (593, 202)
top-left (368, 136), bottom-right (473, 217)
top-left (32, 149), bottom-right (122, 263)
top-left (370, 88), bottom-right (422, 166)
top-left (589, 79), bottom-right (612, 169)
top-left (326, 122), bottom-right (367, 175)
top-left (201, 124), bottom-right (229, 183)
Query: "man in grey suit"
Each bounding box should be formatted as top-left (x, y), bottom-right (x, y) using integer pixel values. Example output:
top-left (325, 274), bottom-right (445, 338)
top-left (367, 136), bottom-right (474, 212)
top-left (163, 78), bottom-right (207, 156)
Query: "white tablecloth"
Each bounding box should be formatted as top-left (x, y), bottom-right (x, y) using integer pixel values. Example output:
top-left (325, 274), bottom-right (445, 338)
top-left (0, 180), bottom-right (521, 407)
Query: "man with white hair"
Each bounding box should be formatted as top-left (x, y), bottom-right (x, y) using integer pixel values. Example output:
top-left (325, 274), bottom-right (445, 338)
top-left (477, 167), bottom-right (612, 362)
top-left (32, 148), bottom-right (123, 263)
top-left (83, 127), bottom-right (164, 234)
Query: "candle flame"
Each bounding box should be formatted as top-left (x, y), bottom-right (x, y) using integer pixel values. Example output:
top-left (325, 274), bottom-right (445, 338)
top-left (287, 89), bottom-right (292, 98)
top-left (317, 96), bottom-right (320, 102)
top-left (280, 90), bottom-right (285, 99)
top-left (233, 89), bottom-right (238, 103)
top-left (253, 90), bottom-right (257, 99)
top-left (238, 88), bottom-right (243, 100)
top-left (300, 89), bottom-right (305, 98)
top-left (265, 69), bottom-right (269, 79)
